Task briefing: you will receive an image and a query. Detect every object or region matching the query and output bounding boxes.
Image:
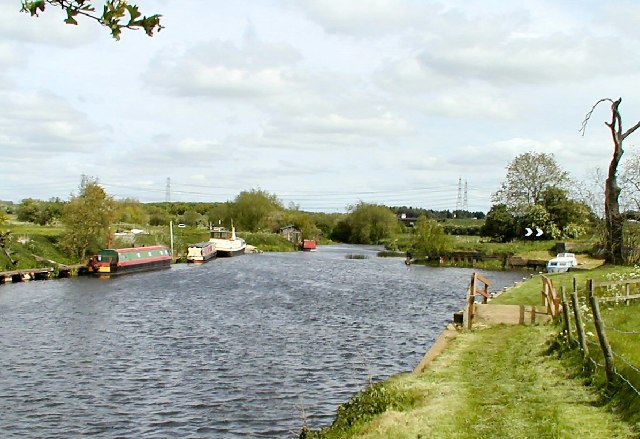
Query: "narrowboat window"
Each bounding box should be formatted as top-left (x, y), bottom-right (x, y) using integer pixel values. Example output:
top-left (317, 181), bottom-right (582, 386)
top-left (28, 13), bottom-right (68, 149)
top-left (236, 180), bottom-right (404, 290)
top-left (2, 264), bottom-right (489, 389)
top-left (137, 253), bottom-right (141, 257)
top-left (148, 252), bottom-right (153, 256)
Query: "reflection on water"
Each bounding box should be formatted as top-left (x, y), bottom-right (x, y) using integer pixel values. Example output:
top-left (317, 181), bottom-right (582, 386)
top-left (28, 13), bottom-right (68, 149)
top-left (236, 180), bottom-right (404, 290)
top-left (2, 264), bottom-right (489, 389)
top-left (0, 245), bottom-right (526, 438)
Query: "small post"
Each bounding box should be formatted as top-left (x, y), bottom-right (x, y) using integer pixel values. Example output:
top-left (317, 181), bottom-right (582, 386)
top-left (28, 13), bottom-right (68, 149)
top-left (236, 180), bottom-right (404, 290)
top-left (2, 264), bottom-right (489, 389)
top-left (467, 274), bottom-right (476, 329)
top-left (625, 282), bottom-right (631, 306)
top-left (589, 295), bottom-right (616, 385)
top-left (170, 220), bottom-right (175, 260)
top-left (561, 286), bottom-right (573, 346)
top-left (571, 291), bottom-right (589, 361)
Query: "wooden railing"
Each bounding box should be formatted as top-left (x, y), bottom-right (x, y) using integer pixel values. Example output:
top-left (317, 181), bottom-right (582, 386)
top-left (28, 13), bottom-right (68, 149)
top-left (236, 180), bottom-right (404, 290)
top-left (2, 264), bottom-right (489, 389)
top-left (541, 275), bottom-right (560, 317)
top-left (465, 272), bottom-right (491, 329)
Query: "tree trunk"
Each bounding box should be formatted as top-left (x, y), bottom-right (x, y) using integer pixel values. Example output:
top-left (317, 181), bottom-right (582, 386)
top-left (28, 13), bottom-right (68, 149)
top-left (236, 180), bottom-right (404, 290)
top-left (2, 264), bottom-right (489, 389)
top-left (604, 178), bottom-right (624, 264)
top-left (605, 99), bottom-right (626, 264)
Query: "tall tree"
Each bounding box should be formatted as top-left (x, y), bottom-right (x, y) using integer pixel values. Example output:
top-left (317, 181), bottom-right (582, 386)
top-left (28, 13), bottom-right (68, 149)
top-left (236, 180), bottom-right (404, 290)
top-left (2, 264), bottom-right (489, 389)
top-left (540, 187), bottom-right (593, 233)
top-left (16, 198), bottom-right (64, 225)
top-left (230, 189), bottom-right (283, 232)
top-left (60, 177), bottom-right (116, 260)
top-left (411, 216), bottom-right (452, 255)
top-left (116, 198), bottom-right (149, 225)
top-left (581, 98), bottom-right (640, 264)
top-left (335, 202), bottom-right (400, 244)
top-left (20, 0), bottom-right (162, 40)
top-left (492, 152), bottom-right (570, 214)
top-left (480, 204), bottom-right (518, 243)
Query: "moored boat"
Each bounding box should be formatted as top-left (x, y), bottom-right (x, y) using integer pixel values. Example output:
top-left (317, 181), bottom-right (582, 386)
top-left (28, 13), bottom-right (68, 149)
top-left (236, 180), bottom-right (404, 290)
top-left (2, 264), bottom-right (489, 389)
top-left (87, 245), bottom-right (172, 276)
top-left (300, 239), bottom-right (317, 251)
top-left (546, 252), bottom-right (578, 273)
top-left (187, 241), bottom-right (217, 264)
top-left (209, 226), bottom-right (246, 257)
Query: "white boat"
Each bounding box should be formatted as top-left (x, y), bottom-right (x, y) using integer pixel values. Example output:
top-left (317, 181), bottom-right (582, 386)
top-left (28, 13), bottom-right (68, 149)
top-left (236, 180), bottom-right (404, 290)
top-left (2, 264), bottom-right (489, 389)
top-left (546, 253), bottom-right (578, 273)
top-left (186, 241), bottom-right (216, 264)
top-left (209, 226), bottom-right (246, 257)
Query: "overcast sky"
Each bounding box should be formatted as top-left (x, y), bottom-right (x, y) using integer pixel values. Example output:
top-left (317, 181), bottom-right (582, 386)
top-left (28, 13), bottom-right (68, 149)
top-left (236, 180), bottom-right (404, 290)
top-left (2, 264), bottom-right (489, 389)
top-left (2, 0), bottom-right (639, 212)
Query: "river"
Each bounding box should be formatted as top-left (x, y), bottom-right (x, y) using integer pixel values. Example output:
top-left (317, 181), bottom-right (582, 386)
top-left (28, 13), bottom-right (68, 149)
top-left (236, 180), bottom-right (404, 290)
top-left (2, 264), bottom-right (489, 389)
top-left (0, 245), bottom-right (526, 438)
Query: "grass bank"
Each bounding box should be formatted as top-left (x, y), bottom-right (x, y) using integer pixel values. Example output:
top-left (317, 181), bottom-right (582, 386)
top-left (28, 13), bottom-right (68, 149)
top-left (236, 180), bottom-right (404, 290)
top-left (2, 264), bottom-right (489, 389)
top-left (0, 223), bottom-right (298, 270)
top-left (302, 324), bottom-right (636, 438)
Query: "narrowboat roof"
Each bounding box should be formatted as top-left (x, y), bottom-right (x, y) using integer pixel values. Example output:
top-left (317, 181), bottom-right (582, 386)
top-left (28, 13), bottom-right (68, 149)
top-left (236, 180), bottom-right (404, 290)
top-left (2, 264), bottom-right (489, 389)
top-left (99, 245), bottom-right (169, 254)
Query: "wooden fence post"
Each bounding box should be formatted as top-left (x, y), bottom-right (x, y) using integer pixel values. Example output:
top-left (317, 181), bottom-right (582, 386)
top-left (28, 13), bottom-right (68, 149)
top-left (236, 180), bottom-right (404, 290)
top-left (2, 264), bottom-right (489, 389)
top-left (625, 282), bottom-right (631, 306)
top-left (570, 291), bottom-right (589, 361)
top-left (467, 273), bottom-right (478, 329)
top-left (589, 295), bottom-right (616, 385)
top-left (541, 276), bottom-right (548, 308)
top-left (560, 286), bottom-right (573, 346)
top-left (586, 278), bottom-right (595, 301)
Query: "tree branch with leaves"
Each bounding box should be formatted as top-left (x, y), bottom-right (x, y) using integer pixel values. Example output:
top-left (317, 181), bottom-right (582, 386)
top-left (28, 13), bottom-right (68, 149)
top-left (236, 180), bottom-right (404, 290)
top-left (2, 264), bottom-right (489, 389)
top-left (21, 0), bottom-right (163, 40)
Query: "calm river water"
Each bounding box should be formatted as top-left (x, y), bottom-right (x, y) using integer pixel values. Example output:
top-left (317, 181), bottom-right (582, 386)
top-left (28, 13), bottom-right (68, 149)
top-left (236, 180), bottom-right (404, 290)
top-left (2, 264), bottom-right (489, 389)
top-left (0, 245), bottom-right (526, 438)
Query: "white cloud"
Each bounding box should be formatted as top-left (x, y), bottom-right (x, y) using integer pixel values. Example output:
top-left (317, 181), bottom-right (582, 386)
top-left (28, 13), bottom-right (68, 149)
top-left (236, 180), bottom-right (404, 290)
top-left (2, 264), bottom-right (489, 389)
top-left (0, 90), bottom-right (103, 154)
top-left (296, 0), bottom-right (433, 36)
top-left (0, 3), bottom-right (98, 46)
top-left (143, 38), bottom-right (301, 98)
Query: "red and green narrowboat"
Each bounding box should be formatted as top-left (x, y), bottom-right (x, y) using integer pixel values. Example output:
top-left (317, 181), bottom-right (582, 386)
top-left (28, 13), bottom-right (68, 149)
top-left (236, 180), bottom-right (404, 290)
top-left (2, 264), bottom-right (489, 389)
top-left (87, 245), bottom-right (172, 275)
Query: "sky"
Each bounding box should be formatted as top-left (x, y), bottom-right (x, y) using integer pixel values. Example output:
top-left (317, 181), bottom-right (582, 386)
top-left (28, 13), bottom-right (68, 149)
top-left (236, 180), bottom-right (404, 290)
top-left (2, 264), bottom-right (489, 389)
top-left (2, 0), bottom-right (640, 213)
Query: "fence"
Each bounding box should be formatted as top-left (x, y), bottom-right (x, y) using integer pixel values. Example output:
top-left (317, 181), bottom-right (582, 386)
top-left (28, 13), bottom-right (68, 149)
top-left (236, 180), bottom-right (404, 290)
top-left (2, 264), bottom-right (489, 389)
top-left (559, 277), bottom-right (640, 398)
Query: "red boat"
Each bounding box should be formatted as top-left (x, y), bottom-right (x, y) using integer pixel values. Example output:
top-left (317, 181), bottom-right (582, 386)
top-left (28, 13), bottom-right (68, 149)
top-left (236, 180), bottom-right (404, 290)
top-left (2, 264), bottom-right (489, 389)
top-left (300, 239), bottom-right (317, 251)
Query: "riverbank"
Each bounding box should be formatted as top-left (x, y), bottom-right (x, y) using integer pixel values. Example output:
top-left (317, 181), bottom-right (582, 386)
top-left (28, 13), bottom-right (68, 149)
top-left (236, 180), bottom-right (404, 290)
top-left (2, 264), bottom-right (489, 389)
top-left (302, 327), bottom-right (635, 438)
top-left (301, 268), bottom-right (640, 438)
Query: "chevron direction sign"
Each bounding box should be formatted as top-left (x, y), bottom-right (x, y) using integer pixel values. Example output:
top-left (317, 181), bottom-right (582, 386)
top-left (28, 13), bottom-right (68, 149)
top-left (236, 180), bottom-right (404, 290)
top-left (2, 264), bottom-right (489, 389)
top-left (524, 227), bottom-right (544, 237)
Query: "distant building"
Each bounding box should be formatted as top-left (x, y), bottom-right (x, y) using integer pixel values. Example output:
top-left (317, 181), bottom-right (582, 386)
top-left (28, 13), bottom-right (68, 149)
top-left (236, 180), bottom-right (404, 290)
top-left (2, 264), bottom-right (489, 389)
top-left (279, 225), bottom-right (301, 243)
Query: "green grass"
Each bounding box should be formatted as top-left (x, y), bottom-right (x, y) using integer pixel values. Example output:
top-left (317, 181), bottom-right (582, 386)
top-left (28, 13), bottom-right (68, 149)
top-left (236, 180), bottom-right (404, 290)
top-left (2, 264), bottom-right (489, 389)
top-left (0, 228), bottom-right (75, 269)
top-left (490, 265), bottom-right (639, 306)
top-left (577, 300), bottom-right (640, 428)
top-left (303, 325), bottom-right (636, 438)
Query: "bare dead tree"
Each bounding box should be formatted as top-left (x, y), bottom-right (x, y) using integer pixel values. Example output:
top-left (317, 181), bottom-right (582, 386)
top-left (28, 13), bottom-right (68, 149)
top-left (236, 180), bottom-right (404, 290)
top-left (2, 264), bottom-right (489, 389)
top-left (581, 97), bottom-right (640, 264)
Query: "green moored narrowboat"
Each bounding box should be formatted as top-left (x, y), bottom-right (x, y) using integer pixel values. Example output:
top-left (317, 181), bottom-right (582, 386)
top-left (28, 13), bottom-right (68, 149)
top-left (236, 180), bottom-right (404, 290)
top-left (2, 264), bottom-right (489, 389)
top-left (87, 245), bottom-right (172, 276)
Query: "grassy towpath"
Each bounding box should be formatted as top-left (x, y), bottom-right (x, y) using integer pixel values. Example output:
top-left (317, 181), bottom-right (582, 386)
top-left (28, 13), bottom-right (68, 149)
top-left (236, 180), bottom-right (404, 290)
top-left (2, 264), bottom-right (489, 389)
top-left (307, 324), bottom-right (636, 438)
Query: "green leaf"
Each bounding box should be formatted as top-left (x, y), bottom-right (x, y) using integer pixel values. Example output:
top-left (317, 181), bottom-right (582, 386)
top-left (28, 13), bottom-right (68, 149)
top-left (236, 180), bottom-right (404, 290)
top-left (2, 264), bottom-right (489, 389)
top-left (126, 4), bottom-right (142, 23)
